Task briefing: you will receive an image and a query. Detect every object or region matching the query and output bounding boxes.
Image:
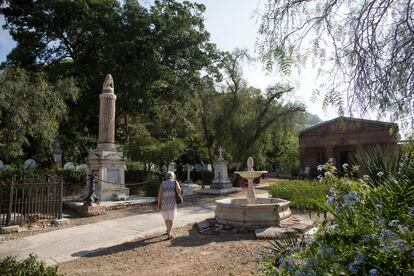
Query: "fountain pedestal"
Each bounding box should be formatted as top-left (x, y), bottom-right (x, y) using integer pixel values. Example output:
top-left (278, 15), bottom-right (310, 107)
top-left (214, 197), bottom-right (292, 227)
top-left (214, 157), bottom-right (292, 228)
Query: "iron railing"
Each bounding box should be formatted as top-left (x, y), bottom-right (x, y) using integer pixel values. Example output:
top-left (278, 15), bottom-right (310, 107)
top-left (0, 179), bottom-right (63, 226)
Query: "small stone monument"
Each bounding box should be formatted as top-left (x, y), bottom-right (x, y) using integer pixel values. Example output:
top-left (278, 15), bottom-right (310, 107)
top-left (184, 164), bottom-right (194, 184)
top-left (52, 140), bottom-right (63, 167)
top-left (24, 159), bottom-right (37, 169)
top-left (210, 147), bottom-right (232, 189)
top-left (199, 147), bottom-right (240, 195)
top-left (85, 74), bottom-right (129, 201)
top-left (77, 164), bottom-right (87, 170)
top-left (63, 162), bottom-right (75, 170)
top-left (182, 164), bottom-right (200, 195)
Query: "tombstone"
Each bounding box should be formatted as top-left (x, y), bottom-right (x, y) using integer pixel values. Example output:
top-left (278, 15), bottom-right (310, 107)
top-left (210, 147), bottom-right (232, 189)
top-left (24, 159), bottom-right (37, 169)
top-left (52, 140), bottom-right (63, 167)
top-left (182, 164), bottom-right (200, 195)
top-left (184, 164), bottom-right (194, 183)
top-left (168, 162), bottom-right (177, 172)
top-left (199, 147), bottom-right (240, 195)
top-left (77, 164), bottom-right (87, 170)
top-left (64, 162), bottom-right (75, 170)
top-left (4, 164), bottom-right (11, 169)
top-left (85, 74), bottom-right (129, 201)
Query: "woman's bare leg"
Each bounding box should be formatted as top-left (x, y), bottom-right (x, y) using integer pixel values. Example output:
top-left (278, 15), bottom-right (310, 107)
top-left (169, 220), bottom-right (174, 236)
top-left (166, 220), bottom-right (172, 235)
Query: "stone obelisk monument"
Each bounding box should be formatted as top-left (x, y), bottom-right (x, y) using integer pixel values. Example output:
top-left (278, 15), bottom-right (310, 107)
top-left (86, 74), bottom-right (129, 201)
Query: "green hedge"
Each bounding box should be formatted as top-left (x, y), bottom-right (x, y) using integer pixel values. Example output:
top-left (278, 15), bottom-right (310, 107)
top-left (188, 170), bottom-right (214, 185)
top-left (125, 165), bottom-right (160, 197)
top-left (268, 180), bottom-right (332, 210)
top-left (0, 167), bottom-right (86, 184)
top-left (0, 254), bottom-right (57, 276)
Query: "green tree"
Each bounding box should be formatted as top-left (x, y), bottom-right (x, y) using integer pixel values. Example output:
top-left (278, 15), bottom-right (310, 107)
top-left (125, 122), bottom-right (185, 170)
top-left (0, 68), bottom-right (79, 162)
top-left (1, 0), bottom-right (221, 159)
top-left (258, 0), bottom-right (414, 124)
top-left (197, 49), bottom-right (305, 169)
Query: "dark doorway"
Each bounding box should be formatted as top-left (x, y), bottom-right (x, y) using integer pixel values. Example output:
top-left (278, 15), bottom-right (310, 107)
top-left (339, 151), bottom-right (354, 171)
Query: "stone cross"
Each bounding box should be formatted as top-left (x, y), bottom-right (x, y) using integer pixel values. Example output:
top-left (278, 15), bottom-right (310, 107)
top-left (218, 146), bottom-right (224, 160)
top-left (185, 164), bottom-right (194, 181)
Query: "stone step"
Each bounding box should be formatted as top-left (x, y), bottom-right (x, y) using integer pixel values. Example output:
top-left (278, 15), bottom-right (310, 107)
top-left (255, 215), bottom-right (317, 239)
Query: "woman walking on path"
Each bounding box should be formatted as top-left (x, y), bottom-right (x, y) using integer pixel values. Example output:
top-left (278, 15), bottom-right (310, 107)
top-left (157, 171), bottom-right (182, 240)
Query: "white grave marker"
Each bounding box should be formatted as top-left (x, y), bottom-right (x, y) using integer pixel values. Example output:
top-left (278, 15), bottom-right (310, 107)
top-left (24, 159), bottom-right (37, 169)
top-left (63, 162), bottom-right (75, 170)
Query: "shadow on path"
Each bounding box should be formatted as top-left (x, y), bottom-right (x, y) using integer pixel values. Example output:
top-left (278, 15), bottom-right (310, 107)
top-left (70, 224), bottom-right (256, 258)
top-left (71, 233), bottom-right (167, 258)
top-left (168, 224), bottom-right (256, 248)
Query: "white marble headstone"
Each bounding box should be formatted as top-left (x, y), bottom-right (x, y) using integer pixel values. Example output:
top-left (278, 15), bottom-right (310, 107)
top-left (24, 159), bottom-right (37, 169)
top-left (63, 162), bottom-right (74, 170)
top-left (77, 164), bottom-right (87, 170)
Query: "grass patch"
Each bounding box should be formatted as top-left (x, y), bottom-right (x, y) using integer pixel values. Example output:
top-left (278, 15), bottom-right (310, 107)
top-left (269, 180), bottom-right (331, 210)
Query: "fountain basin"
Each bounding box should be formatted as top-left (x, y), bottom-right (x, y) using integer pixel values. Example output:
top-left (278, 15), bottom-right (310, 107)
top-left (214, 197), bottom-right (291, 228)
top-left (234, 170), bottom-right (267, 179)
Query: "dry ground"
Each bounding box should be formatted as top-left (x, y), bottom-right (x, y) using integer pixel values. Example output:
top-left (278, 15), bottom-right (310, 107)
top-left (58, 223), bottom-right (269, 276)
top-left (2, 178), bottom-right (285, 275)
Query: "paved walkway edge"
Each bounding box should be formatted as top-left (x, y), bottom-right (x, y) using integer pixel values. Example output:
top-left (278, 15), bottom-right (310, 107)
top-left (0, 204), bottom-right (215, 265)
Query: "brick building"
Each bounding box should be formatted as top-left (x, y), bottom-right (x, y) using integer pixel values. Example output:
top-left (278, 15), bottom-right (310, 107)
top-left (299, 117), bottom-right (399, 177)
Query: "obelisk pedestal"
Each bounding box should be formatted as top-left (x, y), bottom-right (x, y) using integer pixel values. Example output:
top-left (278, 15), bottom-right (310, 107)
top-left (86, 74), bottom-right (129, 201)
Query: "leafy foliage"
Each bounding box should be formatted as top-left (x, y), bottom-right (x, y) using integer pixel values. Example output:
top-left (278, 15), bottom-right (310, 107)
top-left (261, 145), bottom-right (414, 275)
top-left (258, 0), bottom-right (414, 125)
top-left (268, 180), bottom-right (331, 210)
top-left (125, 164), bottom-right (160, 196)
top-left (0, 68), bottom-right (79, 162)
top-left (197, 49), bottom-right (305, 169)
top-left (0, 254), bottom-right (57, 276)
top-left (1, 0), bottom-right (221, 159)
top-left (0, 167), bottom-right (86, 184)
top-left (125, 122), bottom-right (186, 167)
top-left (350, 146), bottom-right (406, 186)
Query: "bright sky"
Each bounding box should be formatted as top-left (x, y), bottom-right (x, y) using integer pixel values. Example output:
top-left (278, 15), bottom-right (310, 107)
top-left (0, 1), bottom-right (337, 120)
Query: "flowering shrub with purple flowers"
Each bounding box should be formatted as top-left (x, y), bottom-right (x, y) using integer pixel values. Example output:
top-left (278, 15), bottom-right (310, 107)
top-left (261, 147), bottom-right (414, 275)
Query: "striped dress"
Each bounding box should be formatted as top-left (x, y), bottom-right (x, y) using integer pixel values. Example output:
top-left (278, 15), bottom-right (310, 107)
top-left (161, 180), bottom-right (177, 220)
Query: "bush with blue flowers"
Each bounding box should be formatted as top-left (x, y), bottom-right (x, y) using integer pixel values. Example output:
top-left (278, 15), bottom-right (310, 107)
top-left (261, 147), bottom-right (414, 275)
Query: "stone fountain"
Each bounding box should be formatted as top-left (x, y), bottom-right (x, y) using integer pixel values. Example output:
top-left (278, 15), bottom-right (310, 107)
top-left (214, 157), bottom-right (292, 228)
